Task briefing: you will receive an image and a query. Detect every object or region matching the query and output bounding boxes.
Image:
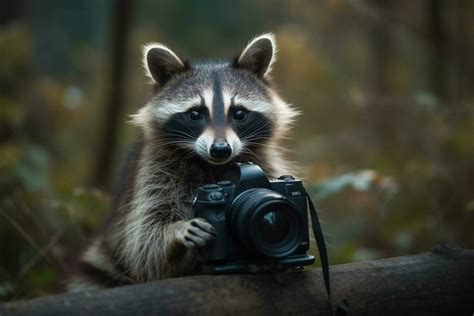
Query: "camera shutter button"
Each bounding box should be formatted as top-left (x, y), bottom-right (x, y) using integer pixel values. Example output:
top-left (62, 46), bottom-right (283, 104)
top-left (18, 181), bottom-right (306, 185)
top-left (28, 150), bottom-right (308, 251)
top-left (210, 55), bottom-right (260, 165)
top-left (209, 192), bottom-right (224, 201)
top-left (278, 175), bottom-right (295, 181)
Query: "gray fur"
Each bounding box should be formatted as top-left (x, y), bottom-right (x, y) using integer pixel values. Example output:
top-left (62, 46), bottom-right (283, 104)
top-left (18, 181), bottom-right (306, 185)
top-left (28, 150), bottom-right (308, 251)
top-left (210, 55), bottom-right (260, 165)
top-left (67, 34), bottom-right (299, 291)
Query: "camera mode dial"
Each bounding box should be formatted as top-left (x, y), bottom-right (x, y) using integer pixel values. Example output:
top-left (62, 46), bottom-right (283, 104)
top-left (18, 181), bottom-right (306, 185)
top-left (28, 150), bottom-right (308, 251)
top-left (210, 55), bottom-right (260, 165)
top-left (197, 184), bottom-right (226, 204)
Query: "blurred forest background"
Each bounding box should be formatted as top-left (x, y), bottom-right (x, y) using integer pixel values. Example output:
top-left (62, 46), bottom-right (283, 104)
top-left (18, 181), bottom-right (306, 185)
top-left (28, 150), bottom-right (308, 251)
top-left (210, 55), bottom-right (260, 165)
top-left (0, 0), bottom-right (473, 300)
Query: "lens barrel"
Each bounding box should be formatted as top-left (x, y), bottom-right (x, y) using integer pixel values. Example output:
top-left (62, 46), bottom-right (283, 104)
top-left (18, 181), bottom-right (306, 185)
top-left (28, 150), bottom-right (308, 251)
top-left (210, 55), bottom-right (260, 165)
top-left (230, 188), bottom-right (303, 258)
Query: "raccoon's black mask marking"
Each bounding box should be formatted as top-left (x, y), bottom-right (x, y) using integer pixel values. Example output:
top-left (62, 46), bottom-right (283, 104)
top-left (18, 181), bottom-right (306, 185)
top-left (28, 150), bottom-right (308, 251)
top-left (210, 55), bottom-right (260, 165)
top-left (160, 105), bottom-right (209, 148)
top-left (229, 108), bottom-right (273, 149)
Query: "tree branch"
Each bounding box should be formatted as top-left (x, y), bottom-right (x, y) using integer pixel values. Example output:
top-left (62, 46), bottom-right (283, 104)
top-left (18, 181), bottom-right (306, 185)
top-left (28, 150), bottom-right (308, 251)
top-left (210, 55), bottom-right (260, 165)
top-left (1, 245), bottom-right (473, 315)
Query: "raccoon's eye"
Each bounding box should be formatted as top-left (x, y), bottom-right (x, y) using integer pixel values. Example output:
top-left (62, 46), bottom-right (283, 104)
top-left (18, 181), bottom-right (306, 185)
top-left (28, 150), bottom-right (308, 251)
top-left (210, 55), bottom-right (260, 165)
top-left (189, 110), bottom-right (203, 121)
top-left (233, 109), bottom-right (247, 121)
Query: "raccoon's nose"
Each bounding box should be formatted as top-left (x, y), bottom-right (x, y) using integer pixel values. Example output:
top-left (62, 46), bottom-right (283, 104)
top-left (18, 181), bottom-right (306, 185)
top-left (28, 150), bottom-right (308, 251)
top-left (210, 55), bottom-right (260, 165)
top-left (210, 142), bottom-right (232, 159)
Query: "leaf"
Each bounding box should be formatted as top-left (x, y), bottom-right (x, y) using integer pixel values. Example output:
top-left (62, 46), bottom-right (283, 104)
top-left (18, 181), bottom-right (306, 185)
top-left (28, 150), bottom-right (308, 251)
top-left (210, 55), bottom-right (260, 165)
top-left (14, 144), bottom-right (50, 191)
top-left (0, 281), bottom-right (14, 298)
top-left (414, 91), bottom-right (439, 110)
top-left (310, 170), bottom-right (377, 200)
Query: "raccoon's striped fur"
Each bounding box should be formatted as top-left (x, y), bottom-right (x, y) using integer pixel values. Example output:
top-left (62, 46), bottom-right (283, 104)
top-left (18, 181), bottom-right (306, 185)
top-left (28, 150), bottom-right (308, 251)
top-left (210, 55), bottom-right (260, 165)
top-left (67, 33), bottom-right (300, 291)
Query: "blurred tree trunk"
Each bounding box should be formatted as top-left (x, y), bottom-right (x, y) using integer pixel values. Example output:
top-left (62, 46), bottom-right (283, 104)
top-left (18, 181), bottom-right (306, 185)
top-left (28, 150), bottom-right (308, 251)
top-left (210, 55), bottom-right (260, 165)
top-left (427, 0), bottom-right (446, 102)
top-left (91, 0), bottom-right (133, 189)
top-left (369, 1), bottom-right (393, 95)
top-left (453, 0), bottom-right (471, 102)
top-left (366, 0), bottom-right (399, 150)
top-left (0, 0), bottom-right (26, 143)
top-left (0, 0), bottom-right (24, 25)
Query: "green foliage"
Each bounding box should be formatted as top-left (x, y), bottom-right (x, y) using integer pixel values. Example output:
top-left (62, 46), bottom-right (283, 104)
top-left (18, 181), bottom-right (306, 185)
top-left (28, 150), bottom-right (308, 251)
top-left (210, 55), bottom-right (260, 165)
top-left (310, 170), bottom-right (396, 200)
top-left (14, 144), bottom-right (50, 191)
top-left (0, 22), bottom-right (109, 300)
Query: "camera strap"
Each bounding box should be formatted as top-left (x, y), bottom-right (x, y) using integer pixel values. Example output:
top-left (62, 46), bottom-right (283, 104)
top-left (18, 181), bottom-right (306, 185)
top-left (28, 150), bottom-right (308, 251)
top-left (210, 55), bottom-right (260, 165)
top-left (306, 192), bottom-right (331, 303)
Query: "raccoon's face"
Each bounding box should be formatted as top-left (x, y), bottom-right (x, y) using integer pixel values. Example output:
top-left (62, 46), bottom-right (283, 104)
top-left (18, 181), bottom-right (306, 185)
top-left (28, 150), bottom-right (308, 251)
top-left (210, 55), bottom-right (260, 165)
top-left (133, 34), bottom-right (298, 165)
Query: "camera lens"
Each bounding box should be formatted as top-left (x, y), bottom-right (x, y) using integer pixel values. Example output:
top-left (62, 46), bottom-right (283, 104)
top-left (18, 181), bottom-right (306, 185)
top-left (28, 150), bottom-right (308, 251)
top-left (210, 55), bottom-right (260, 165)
top-left (230, 188), bottom-right (303, 258)
top-left (258, 210), bottom-right (291, 244)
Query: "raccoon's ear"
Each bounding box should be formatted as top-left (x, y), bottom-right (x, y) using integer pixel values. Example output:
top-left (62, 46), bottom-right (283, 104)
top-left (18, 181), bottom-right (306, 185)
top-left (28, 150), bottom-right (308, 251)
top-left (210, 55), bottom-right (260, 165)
top-left (235, 33), bottom-right (276, 78)
top-left (143, 43), bottom-right (186, 85)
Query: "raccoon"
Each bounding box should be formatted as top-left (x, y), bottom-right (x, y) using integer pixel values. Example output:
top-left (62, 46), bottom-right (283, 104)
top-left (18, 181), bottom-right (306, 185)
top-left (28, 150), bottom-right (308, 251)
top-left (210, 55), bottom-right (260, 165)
top-left (67, 33), bottom-right (300, 291)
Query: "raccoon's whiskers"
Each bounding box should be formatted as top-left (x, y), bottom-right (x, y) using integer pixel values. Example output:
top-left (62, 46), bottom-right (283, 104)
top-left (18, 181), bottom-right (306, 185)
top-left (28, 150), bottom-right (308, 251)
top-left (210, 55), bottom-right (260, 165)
top-left (240, 147), bottom-right (261, 162)
top-left (240, 120), bottom-right (274, 140)
top-left (182, 150), bottom-right (197, 162)
top-left (156, 140), bottom-right (194, 147)
top-left (241, 135), bottom-right (274, 149)
top-left (240, 123), bottom-right (266, 139)
top-left (165, 143), bottom-right (196, 160)
top-left (160, 131), bottom-right (197, 140)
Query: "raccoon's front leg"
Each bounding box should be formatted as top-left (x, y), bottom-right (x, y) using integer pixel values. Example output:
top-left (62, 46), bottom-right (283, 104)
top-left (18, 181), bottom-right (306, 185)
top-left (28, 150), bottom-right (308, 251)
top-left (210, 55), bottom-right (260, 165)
top-left (173, 218), bottom-right (216, 248)
top-left (165, 218), bottom-right (215, 264)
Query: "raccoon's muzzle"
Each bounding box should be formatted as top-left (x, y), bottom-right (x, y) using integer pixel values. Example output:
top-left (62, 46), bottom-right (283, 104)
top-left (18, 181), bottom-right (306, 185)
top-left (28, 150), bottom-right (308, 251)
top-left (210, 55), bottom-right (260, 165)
top-left (210, 142), bottom-right (232, 159)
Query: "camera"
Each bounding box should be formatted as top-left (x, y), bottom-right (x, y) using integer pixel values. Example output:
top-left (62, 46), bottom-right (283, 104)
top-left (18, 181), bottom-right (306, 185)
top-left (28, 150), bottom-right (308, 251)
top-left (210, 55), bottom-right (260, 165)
top-left (192, 162), bottom-right (315, 273)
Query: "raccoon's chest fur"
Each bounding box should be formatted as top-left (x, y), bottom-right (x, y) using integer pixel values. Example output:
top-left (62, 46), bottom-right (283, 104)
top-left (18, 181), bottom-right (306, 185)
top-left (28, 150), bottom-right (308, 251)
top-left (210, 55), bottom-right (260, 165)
top-left (112, 139), bottom-right (229, 216)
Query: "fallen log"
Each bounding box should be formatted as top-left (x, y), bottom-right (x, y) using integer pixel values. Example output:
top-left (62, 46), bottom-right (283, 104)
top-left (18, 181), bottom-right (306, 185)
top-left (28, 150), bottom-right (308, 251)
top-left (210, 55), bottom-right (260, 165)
top-left (1, 245), bottom-right (473, 315)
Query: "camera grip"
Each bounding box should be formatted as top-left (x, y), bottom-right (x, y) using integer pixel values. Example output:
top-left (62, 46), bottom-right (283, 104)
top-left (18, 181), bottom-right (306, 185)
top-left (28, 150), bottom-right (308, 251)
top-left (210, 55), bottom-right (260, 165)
top-left (200, 210), bottom-right (227, 261)
top-left (193, 185), bottom-right (228, 261)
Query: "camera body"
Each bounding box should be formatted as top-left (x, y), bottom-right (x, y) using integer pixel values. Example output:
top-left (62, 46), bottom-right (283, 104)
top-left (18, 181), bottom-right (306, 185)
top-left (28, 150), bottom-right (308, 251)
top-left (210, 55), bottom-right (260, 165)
top-left (193, 163), bottom-right (315, 273)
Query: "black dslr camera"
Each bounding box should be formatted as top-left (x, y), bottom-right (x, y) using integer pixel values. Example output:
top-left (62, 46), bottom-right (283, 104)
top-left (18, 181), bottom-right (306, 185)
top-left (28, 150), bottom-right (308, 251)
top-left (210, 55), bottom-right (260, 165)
top-left (192, 162), bottom-right (316, 273)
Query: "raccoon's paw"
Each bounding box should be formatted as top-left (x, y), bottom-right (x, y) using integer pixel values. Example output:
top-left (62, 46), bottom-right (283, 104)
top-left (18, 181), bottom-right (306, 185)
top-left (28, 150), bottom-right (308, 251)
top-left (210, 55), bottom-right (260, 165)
top-left (174, 218), bottom-right (216, 249)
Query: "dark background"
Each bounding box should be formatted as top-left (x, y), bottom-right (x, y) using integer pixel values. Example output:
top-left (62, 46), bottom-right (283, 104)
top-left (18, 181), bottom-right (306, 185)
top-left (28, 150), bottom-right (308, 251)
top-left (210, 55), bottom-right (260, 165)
top-left (0, 0), bottom-right (473, 300)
